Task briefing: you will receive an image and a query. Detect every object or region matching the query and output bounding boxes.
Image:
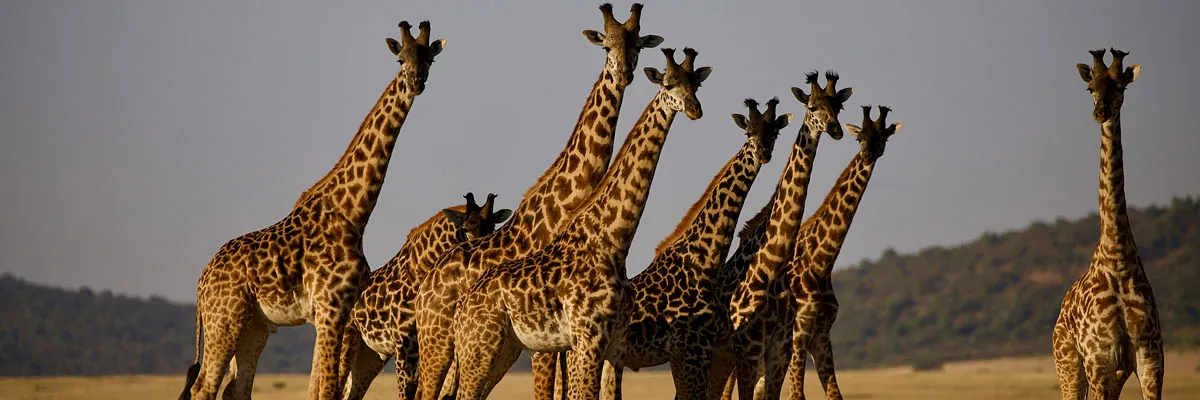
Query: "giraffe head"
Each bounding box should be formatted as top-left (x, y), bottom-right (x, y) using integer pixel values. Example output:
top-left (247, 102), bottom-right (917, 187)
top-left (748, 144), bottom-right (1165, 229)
top-left (845, 105), bottom-right (901, 163)
top-left (791, 70), bottom-right (854, 139)
top-left (582, 3), bottom-right (664, 88)
top-left (1076, 48), bottom-right (1141, 124)
top-left (385, 21), bottom-right (447, 95)
top-left (732, 98), bottom-right (793, 164)
top-left (644, 48), bottom-right (711, 120)
top-left (442, 193), bottom-right (512, 242)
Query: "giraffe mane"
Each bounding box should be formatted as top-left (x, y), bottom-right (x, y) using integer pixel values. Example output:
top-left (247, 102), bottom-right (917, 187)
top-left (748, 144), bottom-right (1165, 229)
top-left (405, 204), bottom-right (466, 244)
top-left (655, 154), bottom-right (738, 254)
top-left (736, 198), bottom-right (773, 242)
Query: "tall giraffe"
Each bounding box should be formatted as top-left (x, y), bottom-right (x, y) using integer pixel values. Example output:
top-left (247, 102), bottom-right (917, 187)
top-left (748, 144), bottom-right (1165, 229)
top-left (713, 71), bottom-right (852, 400)
top-left (177, 21), bottom-right (445, 400)
top-left (1053, 48), bottom-right (1161, 400)
top-left (338, 193), bottom-right (511, 400)
top-left (587, 98), bottom-right (791, 400)
top-left (450, 47), bottom-right (710, 400)
top-left (771, 105), bottom-right (902, 400)
top-left (413, 4), bottom-right (663, 400)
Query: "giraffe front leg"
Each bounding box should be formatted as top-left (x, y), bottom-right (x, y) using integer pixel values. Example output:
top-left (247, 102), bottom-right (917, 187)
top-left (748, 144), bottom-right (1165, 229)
top-left (600, 359), bottom-right (621, 400)
top-left (1133, 342), bottom-right (1164, 400)
top-left (1082, 345), bottom-right (1120, 400)
top-left (809, 330), bottom-right (842, 400)
top-left (394, 337), bottom-right (419, 400)
top-left (705, 340), bottom-right (736, 400)
top-left (567, 324), bottom-right (612, 400)
top-left (761, 329), bottom-right (791, 400)
top-left (1052, 324), bottom-right (1087, 400)
top-left (222, 320), bottom-right (271, 400)
top-left (309, 295), bottom-right (358, 400)
top-left (670, 341), bottom-right (715, 400)
top-left (533, 352), bottom-right (559, 400)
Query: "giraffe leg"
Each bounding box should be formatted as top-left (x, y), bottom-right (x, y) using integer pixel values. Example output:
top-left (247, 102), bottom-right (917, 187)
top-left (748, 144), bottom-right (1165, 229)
top-left (566, 338), bottom-right (608, 400)
top-left (453, 324), bottom-right (519, 400)
top-left (308, 293), bottom-right (358, 400)
top-left (1133, 343), bottom-right (1164, 400)
top-left (706, 341), bottom-right (735, 400)
top-left (670, 341), bottom-right (714, 400)
top-left (1082, 345), bottom-right (1119, 400)
top-left (600, 359), bottom-right (621, 400)
top-left (809, 330), bottom-right (843, 400)
top-left (190, 296), bottom-right (250, 400)
top-left (437, 360), bottom-right (459, 400)
top-left (761, 330), bottom-right (791, 400)
top-left (221, 320), bottom-right (270, 400)
top-left (1052, 324), bottom-right (1086, 400)
top-left (533, 352), bottom-right (558, 400)
top-left (394, 337), bottom-right (420, 400)
top-left (555, 350), bottom-right (570, 400)
top-left (340, 336), bottom-right (386, 400)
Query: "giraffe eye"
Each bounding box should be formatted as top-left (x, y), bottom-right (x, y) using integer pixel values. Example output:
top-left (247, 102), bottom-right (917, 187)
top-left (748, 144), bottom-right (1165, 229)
top-left (602, 46), bottom-right (611, 53)
top-left (664, 84), bottom-right (675, 90)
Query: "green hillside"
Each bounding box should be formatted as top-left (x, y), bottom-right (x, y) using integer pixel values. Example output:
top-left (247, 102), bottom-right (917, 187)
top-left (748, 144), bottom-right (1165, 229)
top-left (0, 197), bottom-right (1197, 375)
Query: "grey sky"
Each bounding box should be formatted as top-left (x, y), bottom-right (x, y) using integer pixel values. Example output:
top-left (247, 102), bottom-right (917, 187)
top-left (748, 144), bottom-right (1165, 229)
top-left (2, 1), bottom-right (1198, 303)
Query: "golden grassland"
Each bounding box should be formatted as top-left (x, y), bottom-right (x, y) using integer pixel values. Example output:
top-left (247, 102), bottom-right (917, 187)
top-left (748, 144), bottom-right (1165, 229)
top-left (3, 351), bottom-right (1198, 399)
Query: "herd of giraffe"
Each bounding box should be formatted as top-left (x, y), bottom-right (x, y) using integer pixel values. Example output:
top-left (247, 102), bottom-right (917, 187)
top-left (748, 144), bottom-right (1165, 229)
top-left (176, 4), bottom-right (1164, 400)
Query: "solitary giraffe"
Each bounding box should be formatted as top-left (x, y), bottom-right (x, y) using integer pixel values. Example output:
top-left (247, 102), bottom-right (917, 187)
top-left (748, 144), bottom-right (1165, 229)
top-left (450, 48), bottom-right (710, 400)
top-left (414, 4), bottom-right (663, 400)
top-left (1053, 48), bottom-right (1162, 400)
top-left (714, 71), bottom-right (851, 400)
top-left (770, 105), bottom-right (902, 400)
top-left (178, 21), bottom-right (445, 400)
top-left (338, 193), bottom-right (511, 400)
top-left (588, 98), bottom-right (791, 400)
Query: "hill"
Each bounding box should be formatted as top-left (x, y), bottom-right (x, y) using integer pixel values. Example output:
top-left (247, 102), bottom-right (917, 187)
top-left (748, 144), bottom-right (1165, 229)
top-left (0, 196), bottom-right (1197, 375)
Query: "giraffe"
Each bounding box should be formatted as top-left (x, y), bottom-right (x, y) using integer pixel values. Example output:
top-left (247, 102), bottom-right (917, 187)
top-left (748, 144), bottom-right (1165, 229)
top-left (413, 4), bottom-right (663, 400)
top-left (767, 105), bottom-right (902, 400)
top-left (177, 21), bottom-right (446, 400)
top-left (1052, 48), bottom-right (1162, 400)
top-left (591, 98), bottom-right (792, 400)
top-left (449, 47), bottom-right (710, 400)
top-left (338, 193), bottom-right (511, 400)
top-left (713, 71), bottom-right (852, 400)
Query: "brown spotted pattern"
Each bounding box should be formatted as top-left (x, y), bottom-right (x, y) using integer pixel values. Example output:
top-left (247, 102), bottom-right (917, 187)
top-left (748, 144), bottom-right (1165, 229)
top-left (1052, 48), bottom-right (1162, 400)
top-left (413, 5), bottom-right (662, 400)
top-left (448, 48), bottom-right (710, 400)
top-left (177, 21), bottom-right (446, 400)
top-left (338, 194), bottom-right (511, 400)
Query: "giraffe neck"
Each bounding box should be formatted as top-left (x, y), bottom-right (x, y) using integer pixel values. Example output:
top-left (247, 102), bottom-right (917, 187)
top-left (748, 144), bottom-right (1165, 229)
top-left (656, 142), bottom-right (764, 275)
top-left (499, 67), bottom-right (626, 246)
top-left (728, 126), bottom-right (821, 325)
top-left (401, 210), bottom-right (463, 282)
top-left (297, 75), bottom-right (415, 231)
top-left (570, 94), bottom-right (678, 258)
top-left (797, 153), bottom-right (876, 278)
top-left (1097, 118), bottom-right (1138, 261)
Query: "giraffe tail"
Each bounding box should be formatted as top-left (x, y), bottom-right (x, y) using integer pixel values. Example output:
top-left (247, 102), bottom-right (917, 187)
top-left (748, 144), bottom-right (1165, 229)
top-left (178, 310), bottom-right (202, 400)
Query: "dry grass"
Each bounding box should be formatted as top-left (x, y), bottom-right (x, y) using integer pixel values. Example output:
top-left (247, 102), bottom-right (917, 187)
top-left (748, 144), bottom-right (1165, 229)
top-left (2, 351), bottom-right (1197, 399)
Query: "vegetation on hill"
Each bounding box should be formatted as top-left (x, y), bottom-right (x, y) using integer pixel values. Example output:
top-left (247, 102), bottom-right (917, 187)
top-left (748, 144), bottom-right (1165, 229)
top-left (0, 196), bottom-right (1196, 375)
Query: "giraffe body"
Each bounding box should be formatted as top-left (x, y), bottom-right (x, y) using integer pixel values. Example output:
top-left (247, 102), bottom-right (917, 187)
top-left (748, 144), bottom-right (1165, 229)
top-left (339, 194), bottom-right (510, 400)
top-left (450, 48), bottom-right (711, 400)
top-left (179, 21), bottom-right (446, 400)
top-left (1053, 48), bottom-right (1162, 400)
top-left (597, 99), bottom-right (791, 400)
top-left (413, 5), bottom-right (662, 400)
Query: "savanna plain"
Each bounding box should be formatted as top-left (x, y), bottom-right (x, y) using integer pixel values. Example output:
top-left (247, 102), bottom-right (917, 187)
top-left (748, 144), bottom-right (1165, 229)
top-left (3, 351), bottom-right (1197, 400)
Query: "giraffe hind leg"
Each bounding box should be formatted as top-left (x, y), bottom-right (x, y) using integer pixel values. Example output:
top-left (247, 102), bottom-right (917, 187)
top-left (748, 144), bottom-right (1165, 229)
top-left (1052, 324), bottom-right (1087, 400)
top-left (190, 293), bottom-right (251, 400)
top-left (221, 319), bottom-right (270, 400)
top-left (340, 335), bottom-right (387, 400)
top-left (1133, 342), bottom-right (1164, 400)
top-left (809, 330), bottom-right (843, 400)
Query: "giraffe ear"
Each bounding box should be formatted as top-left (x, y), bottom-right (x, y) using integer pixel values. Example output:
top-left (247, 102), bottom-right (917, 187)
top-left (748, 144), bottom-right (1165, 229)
top-left (582, 30), bottom-right (606, 46)
top-left (834, 87), bottom-right (854, 104)
top-left (1076, 63), bottom-right (1093, 83)
top-left (638, 35), bottom-right (664, 49)
top-left (1125, 64), bottom-right (1141, 83)
top-left (732, 114), bottom-right (749, 130)
top-left (442, 209), bottom-right (468, 226)
top-left (489, 209), bottom-right (513, 225)
top-left (775, 113), bottom-right (794, 129)
top-left (844, 123), bottom-right (863, 138)
top-left (644, 67), bottom-right (664, 85)
top-left (885, 122), bottom-right (901, 138)
top-left (429, 38), bottom-right (447, 57)
top-left (386, 38), bottom-right (403, 56)
top-left (694, 67), bottom-right (713, 83)
top-left (790, 87), bottom-right (809, 104)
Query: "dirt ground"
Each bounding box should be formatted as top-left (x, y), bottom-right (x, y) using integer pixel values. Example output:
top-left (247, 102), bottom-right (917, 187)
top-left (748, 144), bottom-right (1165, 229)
top-left (2, 351), bottom-right (1197, 399)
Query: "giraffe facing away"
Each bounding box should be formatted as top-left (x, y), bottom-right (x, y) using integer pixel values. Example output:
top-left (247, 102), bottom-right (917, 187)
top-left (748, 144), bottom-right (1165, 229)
top-left (338, 193), bottom-right (511, 400)
top-left (1053, 48), bottom-right (1162, 400)
top-left (177, 21), bottom-right (445, 400)
top-left (450, 48), bottom-right (710, 400)
top-left (712, 71), bottom-right (852, 400)
top-left (586, 98), bottom-right (791, 400)
top-left (414, 4), bottom-right (663, 400)
top-left (769, 105), bottom-right (902, 400)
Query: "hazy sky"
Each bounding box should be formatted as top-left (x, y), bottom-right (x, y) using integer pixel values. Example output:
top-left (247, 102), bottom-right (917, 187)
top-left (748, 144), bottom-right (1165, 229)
top-left (2, 1), bottom-right (1198, 303)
